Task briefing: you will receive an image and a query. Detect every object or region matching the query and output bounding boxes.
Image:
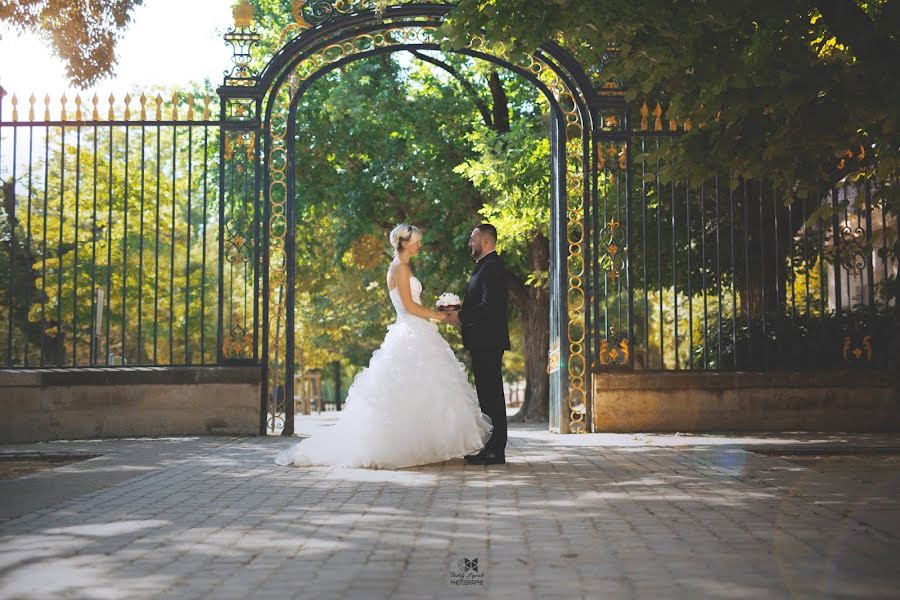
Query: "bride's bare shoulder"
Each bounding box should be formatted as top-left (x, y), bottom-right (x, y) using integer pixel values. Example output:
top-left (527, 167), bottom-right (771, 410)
top-left (391, 261), bottom-right (411, 277)
top-left (386, 260), bottom-right (408, 289)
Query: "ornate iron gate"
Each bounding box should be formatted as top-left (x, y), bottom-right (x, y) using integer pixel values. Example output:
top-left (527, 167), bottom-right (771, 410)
top-left (4, 1), bottom-right (888, 435)
top-left (216, 2), bottom-right (614, 435)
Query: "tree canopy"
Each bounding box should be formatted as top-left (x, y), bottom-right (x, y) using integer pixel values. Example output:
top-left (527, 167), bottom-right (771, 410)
top-left (439, 0), bottom-right (899, 195)
top-left (286, 53), bottom-right (552, 380)
top-left (1, 0), bottom-right (144, 88)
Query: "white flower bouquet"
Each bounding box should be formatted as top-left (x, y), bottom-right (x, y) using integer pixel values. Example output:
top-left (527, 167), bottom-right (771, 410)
top-left (435, 292), bottom-right (461, 312)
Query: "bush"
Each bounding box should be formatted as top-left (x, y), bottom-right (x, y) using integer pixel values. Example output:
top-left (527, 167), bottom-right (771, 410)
top-left (691, 306), bottom-right (894, 370)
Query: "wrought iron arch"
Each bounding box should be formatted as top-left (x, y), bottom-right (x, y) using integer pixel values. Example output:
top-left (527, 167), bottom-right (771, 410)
top-left (217, 1), bottom-right (626, 435)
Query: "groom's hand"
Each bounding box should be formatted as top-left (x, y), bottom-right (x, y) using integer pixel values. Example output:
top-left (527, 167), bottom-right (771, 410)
top-left (446, 310), bottom-right (461, 326)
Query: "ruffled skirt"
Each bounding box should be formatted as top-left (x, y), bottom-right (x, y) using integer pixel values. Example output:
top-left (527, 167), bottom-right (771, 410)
top-left (274, 316), bottom-right (492, 469)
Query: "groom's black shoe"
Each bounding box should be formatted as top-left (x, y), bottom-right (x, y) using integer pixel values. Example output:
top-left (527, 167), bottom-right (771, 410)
top-left (464, 449), bottom-right (486, 461)
top-left (466, 451), bottom-right (505, 465)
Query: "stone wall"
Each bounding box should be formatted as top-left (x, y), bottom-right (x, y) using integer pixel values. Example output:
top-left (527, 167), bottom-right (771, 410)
top-left (0, 366), bottom-right (262, 443)
top-left (592, 371), bottom-right (900, 432)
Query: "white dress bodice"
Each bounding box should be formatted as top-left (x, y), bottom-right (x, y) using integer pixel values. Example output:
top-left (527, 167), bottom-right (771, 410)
top-left (389, 276), bottom-right (423, 319)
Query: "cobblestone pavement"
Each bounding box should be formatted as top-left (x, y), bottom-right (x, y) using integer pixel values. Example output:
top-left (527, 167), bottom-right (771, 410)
top-left (1, 419), bottom-right (899, 599)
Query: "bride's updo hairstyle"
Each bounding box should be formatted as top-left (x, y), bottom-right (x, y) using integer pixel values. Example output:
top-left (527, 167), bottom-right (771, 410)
top-left (389, 224), bottom-right (422, 258)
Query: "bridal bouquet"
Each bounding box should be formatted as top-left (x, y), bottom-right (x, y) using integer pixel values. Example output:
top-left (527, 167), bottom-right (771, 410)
top-left (435, 292), bottom-right (461, 312)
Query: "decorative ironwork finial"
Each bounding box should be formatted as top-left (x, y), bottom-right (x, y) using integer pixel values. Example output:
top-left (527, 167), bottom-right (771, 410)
top-left (233, 0), bottom-right (254, 28)
top-left (224, 0), bottom-right (262, 87)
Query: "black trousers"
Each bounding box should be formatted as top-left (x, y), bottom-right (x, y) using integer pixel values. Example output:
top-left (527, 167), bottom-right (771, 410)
top-left (469, 347), bottom-right (507, 454)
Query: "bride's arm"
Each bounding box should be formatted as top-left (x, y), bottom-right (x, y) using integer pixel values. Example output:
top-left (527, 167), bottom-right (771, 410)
top-left (395, 263), bottom-right (447, 321)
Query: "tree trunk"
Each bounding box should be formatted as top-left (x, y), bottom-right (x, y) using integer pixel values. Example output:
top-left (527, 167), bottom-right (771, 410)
top-left (40, 327), bottom-right (66, 365)
top-left (736, 181), bottom-right (814, 319)
top-left (419, 60), bottom-right (547, 418)
top-left (509, 233), bottom-right (550, 422)
top-left (488, 70), bottom-right (510, 134)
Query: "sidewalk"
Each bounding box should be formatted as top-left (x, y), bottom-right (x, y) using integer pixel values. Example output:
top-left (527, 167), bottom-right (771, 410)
top-left (1, 418), bottom-right (899, 599)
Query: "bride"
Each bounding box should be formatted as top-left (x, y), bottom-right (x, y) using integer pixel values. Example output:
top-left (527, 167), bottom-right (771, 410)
top-left (274, 224), bottom-right (493, 469)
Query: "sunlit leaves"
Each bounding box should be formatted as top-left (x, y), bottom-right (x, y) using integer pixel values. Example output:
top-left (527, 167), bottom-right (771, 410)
top-left (0, 0), bottom-right (145, 87)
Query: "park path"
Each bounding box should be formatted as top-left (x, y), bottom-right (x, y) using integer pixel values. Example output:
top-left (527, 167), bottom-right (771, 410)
top-left (1, 419), bottom-right (899, 599)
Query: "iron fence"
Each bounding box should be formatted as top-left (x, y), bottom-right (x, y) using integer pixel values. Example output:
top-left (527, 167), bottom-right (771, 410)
top-left (1, 89), bottom-right (896, 374)
top-left (591, 106), bottom-right (896, 371)
top-left (0, 91), bottom-right (224, 367)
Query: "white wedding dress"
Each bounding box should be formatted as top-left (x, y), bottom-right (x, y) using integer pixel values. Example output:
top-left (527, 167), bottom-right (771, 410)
top-left (274, 275), bottom-right (493, 469)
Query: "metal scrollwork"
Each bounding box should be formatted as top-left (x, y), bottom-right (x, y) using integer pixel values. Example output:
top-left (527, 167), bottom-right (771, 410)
top-left (281, 0), bottom-right (373, 41)
top-left (842, 335), bottom-right (873, 363)
top-left (839, 224), bottom-right (867, 274)
top-left (598, 217), bottom-right (626, 281)
top-left (599, 328), bottom-right (629, 366)
top-left (225, 235), bottom-right (252, 264)
top-left (224, 0), bottom-right (261, 88)
top-left (223, 322), bottom-right (254, 360)
top-left (267, 383), bottom-right (287, 433)
top-left (302, 0), bottom-right (338, 25)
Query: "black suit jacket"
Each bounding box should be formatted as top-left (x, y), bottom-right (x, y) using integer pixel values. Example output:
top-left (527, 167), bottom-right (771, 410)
top-left (459, 251), bottom-right (511, 352)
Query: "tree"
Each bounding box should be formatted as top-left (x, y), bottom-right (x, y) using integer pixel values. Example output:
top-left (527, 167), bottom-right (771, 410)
top-left (0, 0), bottom-right (143, 87)
top-left (0, 96), bottom-right (220, 367)
top-left (258, 47), bottom-right (554, 419)
top-left (438, 0), bottom-right (900, 384)
top-left (402, 51), bottom-right (554, 421)
top-left (285, 55), bottom-right (488, 374)
top-left (456, 119), bottom-right (553, 420)
top-left (441, 0), bottom-right (897, 184)
top-left (440, 0), bottom-right (900, 314)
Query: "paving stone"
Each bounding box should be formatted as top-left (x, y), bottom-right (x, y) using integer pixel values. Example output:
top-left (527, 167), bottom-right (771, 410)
top-left (0, 423), bottom-right (898, 598)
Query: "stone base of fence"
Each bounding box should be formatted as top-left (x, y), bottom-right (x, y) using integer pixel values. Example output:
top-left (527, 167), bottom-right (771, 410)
top-left (0, 366), bottom-right (261, 443)
top-left (592, 371), bottom-right (900, 432)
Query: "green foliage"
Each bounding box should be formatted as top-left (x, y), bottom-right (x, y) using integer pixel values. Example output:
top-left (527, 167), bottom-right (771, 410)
top-left (440, 0), bottom-right (899, 198)
top-left (267, 40), bottom-right (555, 375)
top-left (0, 120), bottom-right (220, 366)
top-left (691, 309), bottom-right (894, 371)
top-left (455, 116), bottom-right (551, 278)
top-left (287, 54), bottom-right (496, 368)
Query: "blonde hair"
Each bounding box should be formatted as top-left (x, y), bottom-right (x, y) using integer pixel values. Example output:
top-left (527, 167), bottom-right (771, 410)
top-left (389, 224), bottom-right (422, 258)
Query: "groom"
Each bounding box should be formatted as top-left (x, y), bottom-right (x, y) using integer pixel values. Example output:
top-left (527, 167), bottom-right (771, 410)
top-left (448, 224), bottom-right (510, 465)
